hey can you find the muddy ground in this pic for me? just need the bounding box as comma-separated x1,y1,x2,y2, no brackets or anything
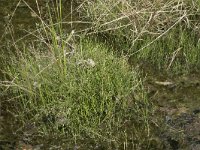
145,70,200,150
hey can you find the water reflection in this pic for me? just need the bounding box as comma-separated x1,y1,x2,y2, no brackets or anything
0,0,77,43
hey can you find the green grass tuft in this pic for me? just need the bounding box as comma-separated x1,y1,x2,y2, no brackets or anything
2,37,150,149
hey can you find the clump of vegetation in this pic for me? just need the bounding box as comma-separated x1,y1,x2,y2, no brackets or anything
131,26,200,73
77,0,200,73
77,0,199,37
1,34,150,148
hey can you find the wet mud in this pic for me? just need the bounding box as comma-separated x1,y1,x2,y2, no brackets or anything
146,72,200,150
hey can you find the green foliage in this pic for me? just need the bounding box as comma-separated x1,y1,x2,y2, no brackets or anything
2,0,200,149
77,0,200,73
131,26,200,73
3,38,150,149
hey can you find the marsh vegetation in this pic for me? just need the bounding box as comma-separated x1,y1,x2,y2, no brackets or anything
0,0,200,149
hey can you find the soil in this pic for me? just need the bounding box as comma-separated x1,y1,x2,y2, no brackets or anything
146,71,200,150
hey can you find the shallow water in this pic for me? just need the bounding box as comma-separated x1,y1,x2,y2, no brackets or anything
145,69,200,149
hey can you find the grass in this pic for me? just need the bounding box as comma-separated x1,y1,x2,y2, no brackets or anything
130,25,200,73
77,0,200,73
77,0,200,36
1,19,150,149
1,0,200,149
